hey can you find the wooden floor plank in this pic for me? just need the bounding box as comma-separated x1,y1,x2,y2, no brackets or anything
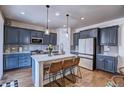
0,67,115,87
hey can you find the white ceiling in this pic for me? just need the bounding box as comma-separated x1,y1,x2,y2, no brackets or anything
1,5,124,29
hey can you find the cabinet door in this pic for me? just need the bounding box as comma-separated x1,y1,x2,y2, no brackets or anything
4,54,18,70
73,33,80,46
96,56,105,70
100,28,109,45
79,31,87,39
43,34,50,45
109,26,118,46
89,28,98,38
19,29,31,44
19,54,31,67
4,26,19,44
49,33,57,45
31,31,43,38
104,57,115,73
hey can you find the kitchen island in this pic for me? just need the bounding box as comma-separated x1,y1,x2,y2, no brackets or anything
31,54,75,87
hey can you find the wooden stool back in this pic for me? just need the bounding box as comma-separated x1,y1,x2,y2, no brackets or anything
73,57,80,66
62,58,74,69
49,61,62,73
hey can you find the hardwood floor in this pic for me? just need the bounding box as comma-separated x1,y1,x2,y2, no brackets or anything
0,67,115,87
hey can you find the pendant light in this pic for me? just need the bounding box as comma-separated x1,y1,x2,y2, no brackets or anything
45,5,50,35
66,14,69,37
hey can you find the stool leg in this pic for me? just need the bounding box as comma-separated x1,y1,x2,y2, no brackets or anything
49,74,52,87
62,69,66,87
77,66,82,79
72,67,76,83
70,67,76,83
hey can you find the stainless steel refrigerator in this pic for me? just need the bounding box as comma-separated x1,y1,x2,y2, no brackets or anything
78,38,96,70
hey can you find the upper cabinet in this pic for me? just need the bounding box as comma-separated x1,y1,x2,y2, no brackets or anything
43,34,50,45
73,28,98,48
49,33,57,45
79,28,98,39
19,29,31,45
100,26,118,46
73,33,80,46
4,26,19,44
31,30,43,38
4,26,57,45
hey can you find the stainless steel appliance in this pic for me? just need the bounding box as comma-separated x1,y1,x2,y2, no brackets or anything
31,38,43,44
78,38,96,70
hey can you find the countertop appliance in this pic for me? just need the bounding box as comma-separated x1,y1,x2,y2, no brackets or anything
31,37,43,44
78,38,96,70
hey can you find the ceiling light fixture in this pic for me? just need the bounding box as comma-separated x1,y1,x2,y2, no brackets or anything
45,5,50,35
63,25,66,28
55,12,60,16
66,14,69,37
81,17,84,20
20,12,25,15
48,19,51,22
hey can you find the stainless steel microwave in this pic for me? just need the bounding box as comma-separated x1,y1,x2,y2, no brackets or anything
31,38,43,44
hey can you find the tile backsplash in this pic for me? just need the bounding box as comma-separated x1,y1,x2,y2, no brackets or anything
101,46,118,55
4,45,59,53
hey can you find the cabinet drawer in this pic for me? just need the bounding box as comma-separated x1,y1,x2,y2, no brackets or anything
4,57,18,70
5,54,18,58
19,60,31,67
19,57,31,67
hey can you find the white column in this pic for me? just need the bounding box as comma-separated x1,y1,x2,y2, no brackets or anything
118,24,124,72
57,28,71,54
0,10,4,80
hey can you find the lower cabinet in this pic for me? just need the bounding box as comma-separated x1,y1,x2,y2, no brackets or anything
19,54,31,67
4,53,31,70
96,55,117,73
4,54,18,70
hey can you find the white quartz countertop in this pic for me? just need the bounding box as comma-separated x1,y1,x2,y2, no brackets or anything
97,53,118,57
3,51,31,55
31,54,75,62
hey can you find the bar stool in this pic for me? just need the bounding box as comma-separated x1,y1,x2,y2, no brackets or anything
62,58,76,86
44,61,63,87
72,57,82,80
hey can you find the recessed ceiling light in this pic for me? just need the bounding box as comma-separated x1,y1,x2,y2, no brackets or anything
81,17,84,20
48,19,51,22
55,13,60,16
20,12,25,15
63,25,66,27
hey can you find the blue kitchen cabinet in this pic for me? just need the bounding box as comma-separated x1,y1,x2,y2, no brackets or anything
49,33,57,45
104,58,114,73
4,54,19,70
100,26,118,46
43,34,50,45
96,55,105,70
31,30,44,38
4,26,19,44
73,33,80,48
19,54,31,67
96,54,117,73
19,29,31,44
4,53,31,70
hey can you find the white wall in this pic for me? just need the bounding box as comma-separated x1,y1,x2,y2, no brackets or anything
56,28,71,54
76,17,124,72
0,10,4,79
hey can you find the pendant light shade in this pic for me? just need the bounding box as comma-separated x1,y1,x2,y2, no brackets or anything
45,5,50,35
66,14,69,37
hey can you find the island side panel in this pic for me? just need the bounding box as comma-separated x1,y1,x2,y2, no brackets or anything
39,62,44,87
